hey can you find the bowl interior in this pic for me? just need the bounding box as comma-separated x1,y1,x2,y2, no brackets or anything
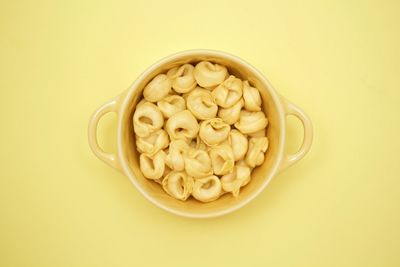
118,51,284,218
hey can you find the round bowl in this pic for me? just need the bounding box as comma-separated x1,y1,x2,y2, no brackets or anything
88,49,313,218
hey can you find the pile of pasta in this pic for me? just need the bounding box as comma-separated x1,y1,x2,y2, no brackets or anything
133,61,269,202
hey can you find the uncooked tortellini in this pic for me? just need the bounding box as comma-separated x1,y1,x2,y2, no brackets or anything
228,129,248,161
186,88,218,120
194,61,228,88
133,102,164,137
162,171,194,201
139,150,166,180
212,75,243,108
167,64,197,93
136,129,169,157
192,175,222,202
157,94,186,118
243,80,262,111
199,118,230,146
184,148,213,178
209,144,235,175
234,110,268,134
143,74,172,102
166,110,199,142
189,136,207,151
134,61,269,202
221,163,251,197
245,137,269,168
249,129,266,138
218,99,244,125
165,140,189,171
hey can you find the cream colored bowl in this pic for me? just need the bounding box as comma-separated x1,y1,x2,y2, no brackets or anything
88,50,313,218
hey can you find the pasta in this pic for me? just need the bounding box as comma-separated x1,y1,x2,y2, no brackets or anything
212,75,243,108
163,163,172,177
245,137,269,168
234,110,268,134
193,61,228,88
165,110,199,142
218,99,244,125
165,140,189,171
199,118,230,146
192,175,222,202
139,150,166,180
189,136,208,151
136,129,169,157
228,129,248,161
209,144,235,175
242,80,262,111
162,171,194,201
248,129,266,138
143,74,172,102
133,61,270,202
167,64,197,93
133,102,164,137
221,163,251,197
184,149,213,178
157,94,186,118
153,163,172,185
136,98,147,108
186,87,218,120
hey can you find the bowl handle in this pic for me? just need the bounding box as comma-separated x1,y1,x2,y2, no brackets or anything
88,96,122,172
279,97,313,172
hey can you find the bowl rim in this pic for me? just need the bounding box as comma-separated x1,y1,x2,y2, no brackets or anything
117,49,286,218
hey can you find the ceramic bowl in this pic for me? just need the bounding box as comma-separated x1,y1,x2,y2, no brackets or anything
88,49,313,218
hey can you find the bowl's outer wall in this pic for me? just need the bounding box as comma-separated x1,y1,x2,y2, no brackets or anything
117,50,286,218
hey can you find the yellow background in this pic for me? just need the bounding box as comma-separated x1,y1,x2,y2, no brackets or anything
1,0,399,266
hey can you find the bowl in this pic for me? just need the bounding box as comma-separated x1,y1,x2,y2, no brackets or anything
88,49,313,218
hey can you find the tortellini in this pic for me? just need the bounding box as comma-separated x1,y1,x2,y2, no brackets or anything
184,149,213,178
143,74,172,102
192,176,222,202
162,171,194,201
139,150,166,180
134,61,270,202
165,140,189,171
234,110,268,134
218,99,244,125
165,110,199,142
212,75,243,108
243,80,262,111
136,129,169,157
157,94,186,118
249,129,266,138
163,163,172,178
209,144,235,175
133,102,164,137
136,98,147,108
186,88,218,120
167,64,197,93
221,163,251,197
228,130,248,161
189,136,207,151
245,137,269,168
199,118,230,146
193,61,228,88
